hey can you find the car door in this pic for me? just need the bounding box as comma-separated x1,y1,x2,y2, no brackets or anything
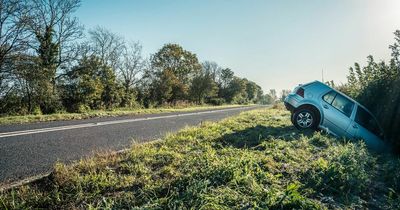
321,91,355,138
350,105,387,151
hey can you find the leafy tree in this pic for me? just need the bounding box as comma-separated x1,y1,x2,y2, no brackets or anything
151,69,177,105
62,56,104,111
150,44,201,103
100,64,122,109
151,44,201,81
62,56,121,111
245,81,261,103
136,60,156,107
389,30,400,68
189,71,218,104
34,26,61,113
219,68,234,88
256,86,264,103
259,94,274,105
224,77,247,103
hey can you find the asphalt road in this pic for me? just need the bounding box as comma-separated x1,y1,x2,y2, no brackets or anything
0,105,263,184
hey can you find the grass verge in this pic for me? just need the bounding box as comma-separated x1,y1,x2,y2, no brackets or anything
0,104,247,125
1,107,399,209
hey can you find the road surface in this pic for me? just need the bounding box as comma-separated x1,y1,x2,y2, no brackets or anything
0,105,263,184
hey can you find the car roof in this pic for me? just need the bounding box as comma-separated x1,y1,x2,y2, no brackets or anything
301,80,384,134
305,80,376,117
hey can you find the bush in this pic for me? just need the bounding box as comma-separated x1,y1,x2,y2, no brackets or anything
341,30,400,152
32,106,42,115
0,91,26,115
208,98,225,106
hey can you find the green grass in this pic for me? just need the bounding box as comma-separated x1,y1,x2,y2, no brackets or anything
0,104,246,125
1,107,399,209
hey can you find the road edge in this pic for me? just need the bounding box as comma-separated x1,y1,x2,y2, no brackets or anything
0,148,131,192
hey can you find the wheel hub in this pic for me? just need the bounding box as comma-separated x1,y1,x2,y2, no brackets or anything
296,111,313,128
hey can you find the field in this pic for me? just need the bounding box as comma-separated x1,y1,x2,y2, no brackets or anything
0,104,245,125
0,107,399,209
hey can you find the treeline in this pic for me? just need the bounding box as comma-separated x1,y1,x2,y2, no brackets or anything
0,0,265,115
334,30,400,152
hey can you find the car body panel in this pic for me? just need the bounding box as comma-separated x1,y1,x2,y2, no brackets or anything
320,90,356,139
321,98,354,138
284,80,388,152
351,105,388,151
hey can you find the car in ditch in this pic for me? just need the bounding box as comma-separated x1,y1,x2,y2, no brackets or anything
284,80,388,151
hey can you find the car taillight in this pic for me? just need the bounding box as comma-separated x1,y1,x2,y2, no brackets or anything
296,87,304,98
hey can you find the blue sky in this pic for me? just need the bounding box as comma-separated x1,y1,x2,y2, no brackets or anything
76,0,400,93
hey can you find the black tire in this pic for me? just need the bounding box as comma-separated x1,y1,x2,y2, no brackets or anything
293,108,318,130
290,113,295,125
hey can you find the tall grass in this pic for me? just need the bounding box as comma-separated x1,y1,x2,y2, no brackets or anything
0,107,399,209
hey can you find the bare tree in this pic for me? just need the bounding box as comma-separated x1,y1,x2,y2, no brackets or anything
88,26,125,70
118,41,144,106
0,0,30,97
119,42,143,87
0,0,29,67
202,61,221,83
12,54,37,112
26,0,83,73
17,0,84,113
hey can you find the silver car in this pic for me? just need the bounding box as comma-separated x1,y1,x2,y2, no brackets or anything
284,81,387,151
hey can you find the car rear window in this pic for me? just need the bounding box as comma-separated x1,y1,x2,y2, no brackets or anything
322,91,336,104
355,106,381,137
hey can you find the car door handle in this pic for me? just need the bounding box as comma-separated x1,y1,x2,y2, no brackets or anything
323,105,329,109
352,124,358,129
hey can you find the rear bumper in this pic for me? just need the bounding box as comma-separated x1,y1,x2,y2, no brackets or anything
284,94,301,112
284,102,295,112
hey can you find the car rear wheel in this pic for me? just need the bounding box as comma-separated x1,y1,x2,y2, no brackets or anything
293,108,317,130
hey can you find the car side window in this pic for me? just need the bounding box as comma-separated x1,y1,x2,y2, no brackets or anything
355,106,381,137
322,91,336,104
331,94,354,117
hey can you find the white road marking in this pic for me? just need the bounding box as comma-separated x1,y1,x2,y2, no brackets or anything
0,106,256,138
